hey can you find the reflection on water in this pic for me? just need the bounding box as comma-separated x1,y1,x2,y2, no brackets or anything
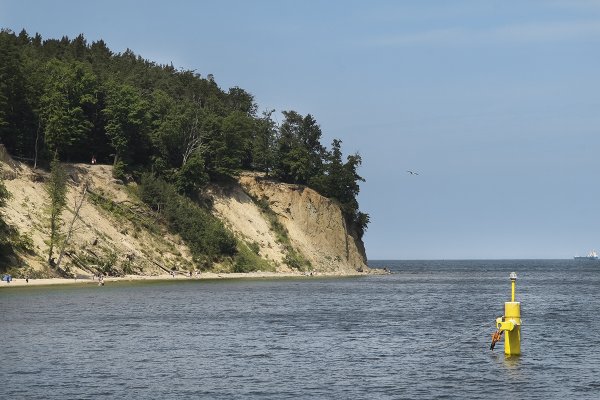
1,260,599,399
502,355,522,376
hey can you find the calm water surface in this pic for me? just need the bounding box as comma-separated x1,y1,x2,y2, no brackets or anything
1,260,599,399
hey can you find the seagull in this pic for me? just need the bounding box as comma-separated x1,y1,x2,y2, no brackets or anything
407,170,419,175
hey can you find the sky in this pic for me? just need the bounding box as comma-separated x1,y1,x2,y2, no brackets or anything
2,0,600,259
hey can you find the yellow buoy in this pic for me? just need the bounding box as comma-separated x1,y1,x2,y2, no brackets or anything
494,272,521,355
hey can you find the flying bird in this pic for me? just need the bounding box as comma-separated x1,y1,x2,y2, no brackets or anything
407,170,419,175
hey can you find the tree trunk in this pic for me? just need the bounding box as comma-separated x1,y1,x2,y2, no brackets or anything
55,183,88,270
48,240,54,266
34,119,40,169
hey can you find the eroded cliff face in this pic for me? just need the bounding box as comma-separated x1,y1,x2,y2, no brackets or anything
2,148,368,275
211,173,368,273
1,155,193,276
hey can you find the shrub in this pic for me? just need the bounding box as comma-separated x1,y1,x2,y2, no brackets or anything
249,241,260,255
233,241,274,273
112,160,127,180
139,174,237,265
176,154,209,196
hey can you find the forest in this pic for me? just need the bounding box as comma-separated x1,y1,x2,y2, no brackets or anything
0,28,369,268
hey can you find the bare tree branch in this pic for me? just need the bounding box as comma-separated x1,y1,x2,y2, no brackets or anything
56,180,89,270
181,97,204,166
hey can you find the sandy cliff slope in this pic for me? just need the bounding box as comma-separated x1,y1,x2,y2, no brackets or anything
1,149,368,276
211,173,368,273
1,155,192,276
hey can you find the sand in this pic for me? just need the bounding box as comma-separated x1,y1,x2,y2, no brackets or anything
0,270,381,289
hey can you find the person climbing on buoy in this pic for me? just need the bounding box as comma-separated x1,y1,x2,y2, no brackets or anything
490,329,503,350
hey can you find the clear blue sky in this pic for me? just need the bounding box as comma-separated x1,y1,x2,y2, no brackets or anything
2,1,600,259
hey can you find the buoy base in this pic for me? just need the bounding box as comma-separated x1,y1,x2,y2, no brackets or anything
503,301,521,355
504,326,521,355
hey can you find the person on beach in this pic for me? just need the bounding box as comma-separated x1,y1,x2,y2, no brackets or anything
25,276,29,283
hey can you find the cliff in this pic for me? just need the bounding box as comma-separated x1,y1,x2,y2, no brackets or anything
210,173,368,273
0,152,368,277
1,155,193,276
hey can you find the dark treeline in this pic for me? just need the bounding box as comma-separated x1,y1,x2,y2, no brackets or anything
0,29,369,237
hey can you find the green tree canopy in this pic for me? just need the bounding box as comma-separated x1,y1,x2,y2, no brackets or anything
103,81,149,170
0,29,369,238
274,111,325,185
39,59,97,157
252,110,277,175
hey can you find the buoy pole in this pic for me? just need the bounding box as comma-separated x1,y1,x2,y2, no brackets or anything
494,272,521,355
511,275,516,302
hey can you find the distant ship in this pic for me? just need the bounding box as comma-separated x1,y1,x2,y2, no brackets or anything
574,250,599,260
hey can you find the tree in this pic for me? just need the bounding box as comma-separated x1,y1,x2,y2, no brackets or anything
200,111,254,179
227,87,257,116
39,59,97,157
103,82,149,173
45,157,67,265
88,39,113,80
176,152,209,196
0,30,18,135
70,34,87,60
221,110,255,170
310,139,369,238
274,111,325,184
150,93,205,171
0,29,33,157
180,101,204,167
252,110,277,175
55,180,89,270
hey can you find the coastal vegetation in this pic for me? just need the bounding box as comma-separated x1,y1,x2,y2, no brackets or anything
0,164,36,269
0,164,13,266
45,157,67,265
138,173,236,267
0,28,369,274
0,166,8,208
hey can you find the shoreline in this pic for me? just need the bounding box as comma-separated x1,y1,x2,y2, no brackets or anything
0,269,385,289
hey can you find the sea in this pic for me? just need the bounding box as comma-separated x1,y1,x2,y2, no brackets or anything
1,259,599,399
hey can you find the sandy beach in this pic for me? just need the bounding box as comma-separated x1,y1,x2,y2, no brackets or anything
0,270,380,288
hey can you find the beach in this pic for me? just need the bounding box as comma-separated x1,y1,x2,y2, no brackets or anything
0,270,379,288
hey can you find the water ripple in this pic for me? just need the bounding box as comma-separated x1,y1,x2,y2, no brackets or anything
1,259,598,399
